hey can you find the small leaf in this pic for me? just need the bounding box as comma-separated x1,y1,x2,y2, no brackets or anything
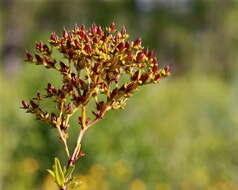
47,169,55,178
54,157,65,187
65,165,75,181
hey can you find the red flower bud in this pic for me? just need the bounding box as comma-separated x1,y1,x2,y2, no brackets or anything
66,103,73,114
136,52,144,61
154,73,161,80
152,64,158,73
164,65,170,73
152,57,157,65
90,24,98,35
109,22,115,33
97,26,104,36
50,32,59,42
74,24,80,32
36,92,42,100
134,37,142,46
25,50,33,62
81,24,86,31
45,57,56,67
63,28,69,38
148,51,154,59
74,39,81,48
79,150,85,158
60,62,69,72
51,113,57,123
114,35,120,42
101,34,107,41
132,70,140,81
84,34,90,42
127,52,133,61
84,44,92,54
36,42,44,50
144,48,149,56
93,36,99,44
78,116,82,124
30,100,38,109
68,32,73,40
121,25,127,35
140,73,149,83
35,54,43,63
78,30,85,38
117,42,124,51
125,41,130,49
22,100,29,109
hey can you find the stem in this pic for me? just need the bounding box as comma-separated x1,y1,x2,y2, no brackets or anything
67,105,110,167
56,126,70,158
68,105,87,167
56,102,70,157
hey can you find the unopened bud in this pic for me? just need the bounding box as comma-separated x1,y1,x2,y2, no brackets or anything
133,38,142,46
25,50,33,62
136,52,144,61
22,100,29,109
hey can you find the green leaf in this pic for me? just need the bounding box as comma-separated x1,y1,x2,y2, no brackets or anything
54,157,65,187
47,169,55,178
65,165,75,181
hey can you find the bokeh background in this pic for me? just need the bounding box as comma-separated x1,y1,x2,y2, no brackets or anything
1,0,238,189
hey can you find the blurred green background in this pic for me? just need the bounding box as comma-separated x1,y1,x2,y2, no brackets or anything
1,0,238,189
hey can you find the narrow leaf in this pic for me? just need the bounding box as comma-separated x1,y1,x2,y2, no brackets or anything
47,169,55,178
54,157,65,187
65,165,75,181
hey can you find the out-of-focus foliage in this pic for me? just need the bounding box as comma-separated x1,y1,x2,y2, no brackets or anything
1,0,238,189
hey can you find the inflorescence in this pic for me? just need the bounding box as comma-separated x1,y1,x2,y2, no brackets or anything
21,22,170,189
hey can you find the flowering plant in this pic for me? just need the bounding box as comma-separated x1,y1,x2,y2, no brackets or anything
21,23,170,190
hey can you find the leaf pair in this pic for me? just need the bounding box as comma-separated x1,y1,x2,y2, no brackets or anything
47,157,75,188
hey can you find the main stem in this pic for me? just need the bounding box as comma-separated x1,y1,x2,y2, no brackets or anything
61,105,110,190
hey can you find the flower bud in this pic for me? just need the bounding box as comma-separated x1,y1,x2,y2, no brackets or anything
101,34,107,41
36,42,44,51
93,36,99,44
140,73,149,83
164,65,170,73
63,28,69,39
125,41,130,49
81,24,86,31
84,44,92,54
144,48,149,56
45,57,56,68
133,38,142,47
97,26,103,36
121,25,127,36
78,30,85,38
84,34,90,43
109,22,115,33
117,42,124,51
74,39,81,48
74,24,80,32
30,100,38,109
66,103,73,114
136,52,144,61
152,63,158,73
25,50,33,62
50,32,59,42
35,54,43,64
90,24,98,35
154,73,161,80
114,35,120,42
22,100,29,109
147,51,154,59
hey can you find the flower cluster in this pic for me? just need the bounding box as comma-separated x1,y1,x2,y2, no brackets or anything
23,23,169,130
21,23,170,189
